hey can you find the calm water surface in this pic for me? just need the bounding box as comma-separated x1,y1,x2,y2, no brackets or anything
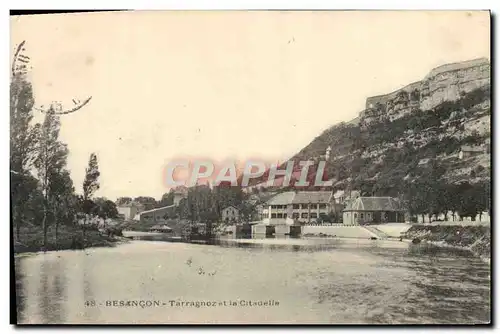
15,237,490,324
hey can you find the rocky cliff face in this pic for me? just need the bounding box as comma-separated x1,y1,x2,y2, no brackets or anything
285,58,491,197
360,58,490,128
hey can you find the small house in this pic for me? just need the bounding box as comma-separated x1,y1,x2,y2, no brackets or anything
221,206,240,224
343,197,405,225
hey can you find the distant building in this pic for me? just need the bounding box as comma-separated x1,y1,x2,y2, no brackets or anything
343,197,405,225
117,201,145,221
459,145,489,159
221,206,240,224
137,205,176,223
333,190,360,205
173,187,188,206
320,146,332,161
263,191,337,226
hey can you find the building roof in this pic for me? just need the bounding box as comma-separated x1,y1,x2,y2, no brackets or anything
344,197,402,212
292,191,332,204
267,191,296,205
267,191,332,205
223,205,239,211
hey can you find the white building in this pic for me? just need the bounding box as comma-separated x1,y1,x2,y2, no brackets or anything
117,201,145,221
262,191,337,226
172,186,188,206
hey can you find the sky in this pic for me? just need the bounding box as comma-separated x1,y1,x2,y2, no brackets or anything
10,11,490,200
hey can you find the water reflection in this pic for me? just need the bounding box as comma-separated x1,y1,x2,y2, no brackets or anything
15,238,490,324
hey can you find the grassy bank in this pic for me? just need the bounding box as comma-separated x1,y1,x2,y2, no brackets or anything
13,224,125,254
404,224,491,260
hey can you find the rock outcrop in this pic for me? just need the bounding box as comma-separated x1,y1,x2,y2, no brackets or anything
360,58,490,128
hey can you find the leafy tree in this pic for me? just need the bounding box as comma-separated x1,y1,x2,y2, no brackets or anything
116,197,133,206
49,169,74,246
82,153,100,243
94,197,119,220
34,109,69,250
133,196,157,210
10,74,40,240
157,190,175,208
83,153,100,201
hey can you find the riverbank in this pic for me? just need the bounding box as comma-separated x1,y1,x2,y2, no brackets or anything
404,224,491,262
13,224,127,254
221,236,410,247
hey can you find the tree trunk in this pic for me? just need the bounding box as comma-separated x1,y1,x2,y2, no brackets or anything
14,209,21,242
42,204,48,252
54,205,59,250
82,215,86,249
16,221,20,242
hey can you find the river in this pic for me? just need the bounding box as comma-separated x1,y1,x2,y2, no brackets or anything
14,237,491,324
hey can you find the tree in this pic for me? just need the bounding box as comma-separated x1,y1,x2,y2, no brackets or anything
239,201,256,223
82,153,100,243
10,74,40,240
94,197,119,220
157,190,175,208
83,153,100,201
116,197,133,206
133,196,157,210
34,109,69,250
48,170,74,247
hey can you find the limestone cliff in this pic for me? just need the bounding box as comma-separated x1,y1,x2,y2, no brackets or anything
360,58,490,128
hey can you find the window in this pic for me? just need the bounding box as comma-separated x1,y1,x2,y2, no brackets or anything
354,213,358,218
310,213,317,219
271,213,277,218
284,213,287,219
293,204,300,209
301,213,308,218
271,205,277,209
277,213,283,218
360,213,364,219
293,213,299,219
319,204,327,209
